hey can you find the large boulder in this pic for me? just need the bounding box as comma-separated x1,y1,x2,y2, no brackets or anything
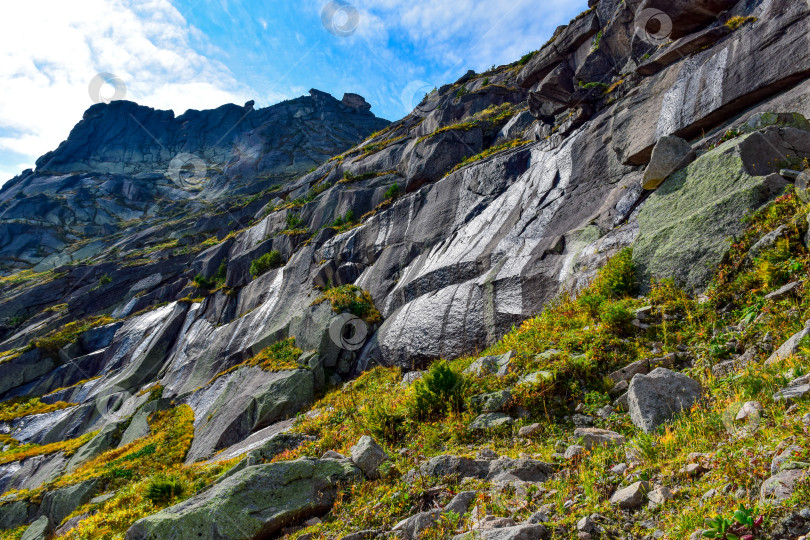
184,366,315,463
36,479,99,530
125,458,363,540
350,436,390,480
633,128,800,291
627,368,702,432
612,8,810,166
761,469,809,504
609,481,649,509
21,516,50,540
0,500,37,531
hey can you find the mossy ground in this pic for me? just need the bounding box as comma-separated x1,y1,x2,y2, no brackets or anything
0,397,76,422
312,284,382,324
0,403,237,540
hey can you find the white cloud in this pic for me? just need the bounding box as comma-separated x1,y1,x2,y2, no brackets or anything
331,0,576,73
0,0,251,182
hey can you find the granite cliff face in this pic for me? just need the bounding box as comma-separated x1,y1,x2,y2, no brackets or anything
1,0,810,538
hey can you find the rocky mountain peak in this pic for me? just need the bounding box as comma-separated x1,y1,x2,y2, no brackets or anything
341,92,372,111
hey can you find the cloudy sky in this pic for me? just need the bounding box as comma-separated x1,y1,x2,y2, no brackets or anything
0,0,589,185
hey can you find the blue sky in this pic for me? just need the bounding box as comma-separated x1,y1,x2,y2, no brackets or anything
0,0,589,185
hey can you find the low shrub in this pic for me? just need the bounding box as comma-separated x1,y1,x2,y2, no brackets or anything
250,250,284,278
598,300,633,333
384,183,400,200
0,397,76,422
285,213,303,230
144,475,186,504
725,15,756,31
410,361,466,419
365,401,408,443
518,51,536,65
332,210,356,228
591,248,636,298
342,171,380,183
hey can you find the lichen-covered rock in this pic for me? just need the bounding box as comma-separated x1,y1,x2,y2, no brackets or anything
393,510,443,540
471,390,513,413
125,458,363,540
21,515,50,540
772,445,804,475
37,479,99,528
573,428,626,449
444,491,478,514
633,129,802,291
0,500,37,531
767,320,810,365
184,366,315,463
464,352,514,377
469,413,514,431
761,469,809,504
627,368,702,433
774,384,810,403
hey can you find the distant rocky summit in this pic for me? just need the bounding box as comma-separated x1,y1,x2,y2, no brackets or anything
0,90,388,271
